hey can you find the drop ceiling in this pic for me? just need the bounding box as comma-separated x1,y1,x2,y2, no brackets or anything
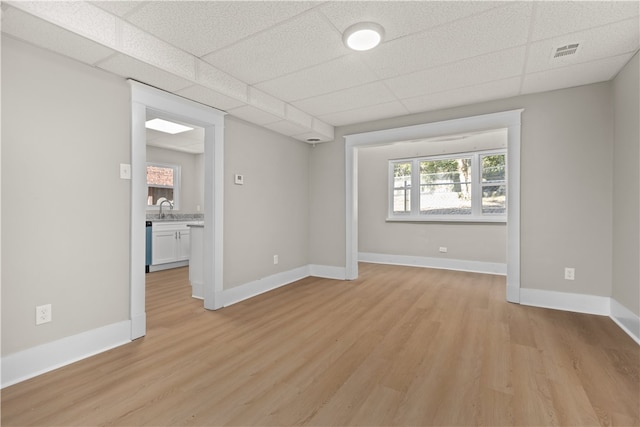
2,1,638,144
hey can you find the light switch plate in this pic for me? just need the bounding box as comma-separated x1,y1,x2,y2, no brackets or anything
234,174,244,185
120,163,131,180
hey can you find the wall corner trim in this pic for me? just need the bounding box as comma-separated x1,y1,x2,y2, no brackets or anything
1,320,131,389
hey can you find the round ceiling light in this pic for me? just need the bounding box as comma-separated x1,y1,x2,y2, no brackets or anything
343,22,385,51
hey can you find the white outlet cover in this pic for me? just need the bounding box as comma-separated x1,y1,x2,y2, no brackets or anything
36,304,52,325
234,174,244,185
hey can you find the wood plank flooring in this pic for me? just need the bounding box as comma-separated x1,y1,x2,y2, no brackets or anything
2,263,638,426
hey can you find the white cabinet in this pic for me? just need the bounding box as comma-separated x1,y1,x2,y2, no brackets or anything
151,222,191,265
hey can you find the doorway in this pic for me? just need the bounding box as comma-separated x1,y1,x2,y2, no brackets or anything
130,81,225,340
344,109,523,303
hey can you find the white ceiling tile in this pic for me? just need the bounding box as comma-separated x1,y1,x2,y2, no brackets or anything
125,1,318,57
361,2,533,79
174,84,246,111
526,18,639,74
202,10,347,84
532,1,640,42
196,60,248,102
120,22,195,80
521,54,634,94
2,6,115,65
292,82,397,117
90,1,145,18
98,53,193,92
401,77,521,114
319,101,410,127
226,105,283,126
319,1,504,42
386,46,526,99
255,55,379,102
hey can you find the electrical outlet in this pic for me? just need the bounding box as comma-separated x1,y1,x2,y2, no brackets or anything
439,247,448,253
273,255,279,265
564,267,575,281
36,304,52,325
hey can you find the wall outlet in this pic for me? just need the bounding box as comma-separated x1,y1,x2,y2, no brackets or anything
439,247,448,253
36,304,52,325
234,174,244,185
273,255,279,265
564,267,575,281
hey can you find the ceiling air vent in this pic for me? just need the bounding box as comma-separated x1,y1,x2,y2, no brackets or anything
552,43,580,59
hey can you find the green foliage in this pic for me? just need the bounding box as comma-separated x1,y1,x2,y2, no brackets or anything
393,162,411,178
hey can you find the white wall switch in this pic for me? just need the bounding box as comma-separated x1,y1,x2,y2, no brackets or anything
564,267,575,280
439,247,448,253
120,163,131,180
234,174,244,185
273,255,278,265
36,304,52,325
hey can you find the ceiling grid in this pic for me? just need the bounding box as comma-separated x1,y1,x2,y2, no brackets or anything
2,1,638,145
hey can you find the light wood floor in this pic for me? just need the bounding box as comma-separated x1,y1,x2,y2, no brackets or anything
2,263,638,426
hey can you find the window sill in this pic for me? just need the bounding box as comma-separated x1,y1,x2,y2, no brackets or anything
386,216,506,224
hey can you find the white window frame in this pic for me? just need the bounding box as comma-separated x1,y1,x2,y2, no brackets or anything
146,161,181,211
387,149,506,222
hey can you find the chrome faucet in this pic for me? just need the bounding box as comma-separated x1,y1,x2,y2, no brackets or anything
159,200,173,219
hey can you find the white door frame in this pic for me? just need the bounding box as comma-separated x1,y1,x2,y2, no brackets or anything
345,109,523,303
130,81,226,339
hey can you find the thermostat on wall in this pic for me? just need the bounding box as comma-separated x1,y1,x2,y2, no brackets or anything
234,174,244,185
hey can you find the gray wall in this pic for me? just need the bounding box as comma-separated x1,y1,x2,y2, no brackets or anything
224,117,310,289
2,37,131,354
1,37,311,356
358,132,507,263
612,52,640,317
311,82,615,298
146,146,204,213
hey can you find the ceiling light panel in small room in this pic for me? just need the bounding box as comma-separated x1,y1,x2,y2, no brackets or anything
145,118,193,134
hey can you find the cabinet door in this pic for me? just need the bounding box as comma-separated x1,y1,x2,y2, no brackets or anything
152,231,177,265
177,229,190,261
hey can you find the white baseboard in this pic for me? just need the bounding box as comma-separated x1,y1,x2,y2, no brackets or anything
610,298,640,345
359,252,507,275
309,264,347,280
520,288,610,315
222,264,348,307
1,320,131,389
222,266,310,307
148,260,188,272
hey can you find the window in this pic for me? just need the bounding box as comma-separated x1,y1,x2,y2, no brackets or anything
389,150,506,222
146,162,180,210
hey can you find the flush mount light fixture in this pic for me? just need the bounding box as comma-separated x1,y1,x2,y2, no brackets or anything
145,118,194,134
343,22,385,51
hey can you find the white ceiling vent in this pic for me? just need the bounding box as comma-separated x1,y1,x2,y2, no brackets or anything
552,43,580,59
